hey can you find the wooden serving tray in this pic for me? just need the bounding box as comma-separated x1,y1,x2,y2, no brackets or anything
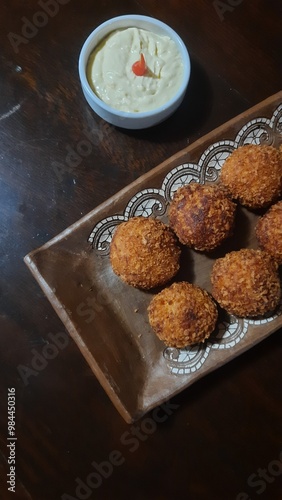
25,91,282,423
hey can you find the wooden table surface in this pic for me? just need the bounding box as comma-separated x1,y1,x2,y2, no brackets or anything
0,1,281,499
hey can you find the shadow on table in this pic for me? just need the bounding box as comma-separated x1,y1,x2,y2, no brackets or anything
117,57,213,142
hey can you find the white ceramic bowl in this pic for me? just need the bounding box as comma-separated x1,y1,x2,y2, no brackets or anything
78,15,191,129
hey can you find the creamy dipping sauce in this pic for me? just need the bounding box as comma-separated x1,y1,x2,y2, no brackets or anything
87,27,184,113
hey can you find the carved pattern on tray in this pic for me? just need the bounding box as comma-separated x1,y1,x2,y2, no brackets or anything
89,103,282,252
163,300,282,375
88,103,282,377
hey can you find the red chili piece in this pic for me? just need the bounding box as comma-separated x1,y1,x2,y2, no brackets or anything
132,53,146,76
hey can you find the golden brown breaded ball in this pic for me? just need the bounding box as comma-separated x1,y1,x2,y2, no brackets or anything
110,216,181,289
255,201,282,265
211,249,281,317
168,183,236,251
220,145,282,209
147,282,218,347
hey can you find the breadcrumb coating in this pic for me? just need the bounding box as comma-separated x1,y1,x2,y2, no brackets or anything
147,281,218,347
256,200,282,264
211,249,281,317
169,183,236,251
110,216,181,289
220,145,282,209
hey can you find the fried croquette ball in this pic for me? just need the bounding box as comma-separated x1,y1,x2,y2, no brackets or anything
110,216,181,289
169,183,236,251
211,249,281,317
220,145,282,209
255,201,282,264
147,282,218,347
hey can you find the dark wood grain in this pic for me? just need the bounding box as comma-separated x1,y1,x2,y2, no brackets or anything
0,1,281,499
